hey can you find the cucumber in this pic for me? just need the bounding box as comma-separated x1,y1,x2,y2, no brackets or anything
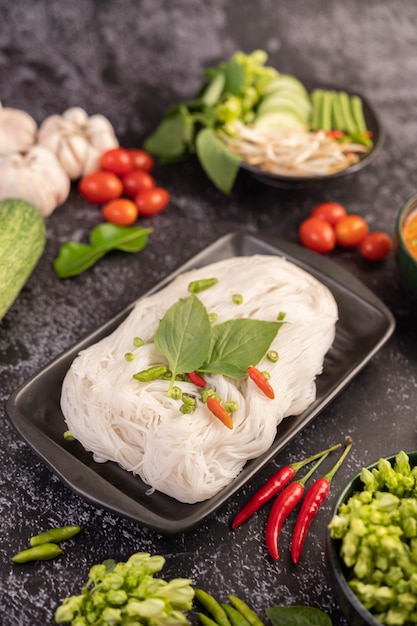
0,199,46,320
254,108,306,130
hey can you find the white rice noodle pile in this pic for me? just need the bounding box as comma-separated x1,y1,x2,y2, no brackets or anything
60,255,338,503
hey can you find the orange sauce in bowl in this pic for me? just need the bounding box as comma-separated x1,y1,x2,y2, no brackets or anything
403,209,417,260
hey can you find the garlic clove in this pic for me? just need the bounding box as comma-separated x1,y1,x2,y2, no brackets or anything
0,102,38,156
62,107,89,126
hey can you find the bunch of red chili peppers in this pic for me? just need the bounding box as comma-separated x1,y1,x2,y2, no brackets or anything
231,436,353,563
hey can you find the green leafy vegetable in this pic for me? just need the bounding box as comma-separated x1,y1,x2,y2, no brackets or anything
143,50,278,194
152,294,283,392
266,605,332,626
154,295,212,395
200,318,281,378
53,224,153,278
55,552,194,625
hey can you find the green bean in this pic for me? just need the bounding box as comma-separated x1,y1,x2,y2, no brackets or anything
30,524,81,547
228,596,264,626
221,603,251,626
194,589,232,626
133,365,167,382
12,543,62,563
188,278,218,293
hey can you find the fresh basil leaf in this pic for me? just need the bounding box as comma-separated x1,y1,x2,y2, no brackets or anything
200,71,226,107
154,295,212,394
144,104,194,161
195,127,241,194
266,606,332,626
89,223,153,252
200,318,280,378
53,242,106,278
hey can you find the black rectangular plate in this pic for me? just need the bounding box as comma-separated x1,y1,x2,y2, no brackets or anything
5,232,395,534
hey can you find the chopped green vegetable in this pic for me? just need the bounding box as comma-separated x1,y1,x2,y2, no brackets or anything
55,552,194,625
328,451,417,625
53,224,153,278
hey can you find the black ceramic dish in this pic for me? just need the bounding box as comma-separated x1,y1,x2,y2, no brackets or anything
6,232,395,534
240,85,383,189
326,451,417,626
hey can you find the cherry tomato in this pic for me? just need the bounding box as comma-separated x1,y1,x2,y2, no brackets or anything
101,198,138,226
360,231,392,261
128,149,154,172
298,217,336,254
78,171,123,204
122,170,155,197
134,187,170,216
310,202,347,226
335,214,369,248
100,148,133,176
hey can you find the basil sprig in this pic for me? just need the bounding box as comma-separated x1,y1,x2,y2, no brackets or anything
53,223,153,278
154,294,284,395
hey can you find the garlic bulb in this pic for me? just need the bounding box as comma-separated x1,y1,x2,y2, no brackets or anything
37,106,119,180
0,102,37,156
0,146,71,217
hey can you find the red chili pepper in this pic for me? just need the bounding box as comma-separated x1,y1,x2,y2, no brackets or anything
247,365,275,399
265,452,331,560
206,396,233,429
231,442,341,530
291,436,353,564
186,371,206,387
325,130,345,139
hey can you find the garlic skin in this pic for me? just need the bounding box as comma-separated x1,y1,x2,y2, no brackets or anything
0,146,71,217
0,102,38,156
37,106,119,180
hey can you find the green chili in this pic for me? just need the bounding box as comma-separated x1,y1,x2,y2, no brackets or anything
208,312,218,323
30,524,81,547
133,337,144,347
133,365,168,382
198,613,221,626
124,352,136,362
188,278,218,293
224,400,238,413
63,430,75,441
262,371,271,380
195,589,232,626
266,350,278,363
12,543,63,563
277,311,286,321
232,294,243,305
182,394,196,406
222,604,251,626
228,596,264,626
180,403,195,414
201,389,222,404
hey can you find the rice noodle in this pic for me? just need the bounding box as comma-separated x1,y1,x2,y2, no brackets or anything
221,123,370,177
61,255,338,503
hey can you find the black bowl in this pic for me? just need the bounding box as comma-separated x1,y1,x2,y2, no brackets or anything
241,85,383,189
326,451,417,626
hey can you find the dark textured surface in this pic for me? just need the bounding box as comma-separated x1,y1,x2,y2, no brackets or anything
1,1,417,624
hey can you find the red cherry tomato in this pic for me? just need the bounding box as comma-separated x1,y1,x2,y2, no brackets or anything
128,149,154,172
298,217,336,254
78,171,123,204
310,202,347,226
335,214,369,248
134,187,170,216
101,198,138,226
100,148,133,176
360,231,392,261
122,170,155,197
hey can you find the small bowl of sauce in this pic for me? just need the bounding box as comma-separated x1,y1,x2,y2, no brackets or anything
395,193,417,295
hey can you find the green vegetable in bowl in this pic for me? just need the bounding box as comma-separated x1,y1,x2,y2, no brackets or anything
328,451,417,625
55,552,194,625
